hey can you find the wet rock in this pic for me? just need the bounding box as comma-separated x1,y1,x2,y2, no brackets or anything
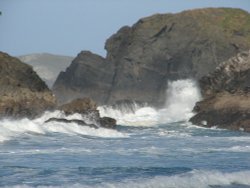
55,97,117,129
99,117,117,129
58,98,97,115
45,117,99,129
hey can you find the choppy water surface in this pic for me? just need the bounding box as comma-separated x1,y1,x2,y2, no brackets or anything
0,80,250,188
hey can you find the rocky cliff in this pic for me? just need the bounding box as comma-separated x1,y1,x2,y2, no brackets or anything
190,50,250,132
53,51,115,104
0,52,56,119
53,8,250,106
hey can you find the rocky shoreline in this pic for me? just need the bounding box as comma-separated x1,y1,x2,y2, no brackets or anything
1,8,250,132
190,50,250,132
0,52,116,129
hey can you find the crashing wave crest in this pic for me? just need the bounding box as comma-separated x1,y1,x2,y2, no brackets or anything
99,79,201,126
0,110,127,143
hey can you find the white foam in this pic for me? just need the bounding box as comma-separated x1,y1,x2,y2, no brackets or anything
5,170,250,188
0,111,127,143
99,79,201,127
95,170,250,188
212,145,250,152
98,106,158,126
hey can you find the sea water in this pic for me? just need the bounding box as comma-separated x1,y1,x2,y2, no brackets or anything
0,80,250,188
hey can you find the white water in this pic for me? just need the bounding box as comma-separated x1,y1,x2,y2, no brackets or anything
0,111,127,143
0,79,200,142
4,170,250,188
98,79,201,126
1,79,250,188
92,170,250,188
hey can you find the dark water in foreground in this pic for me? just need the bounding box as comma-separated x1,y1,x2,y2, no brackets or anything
0,120,250,188
1,80,250,188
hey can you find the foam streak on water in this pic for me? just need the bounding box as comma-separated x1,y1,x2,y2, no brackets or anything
3,170,250,188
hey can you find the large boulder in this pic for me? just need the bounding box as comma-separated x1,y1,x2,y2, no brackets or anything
0,52,56,119
53,8,250,107
59,97,97,115
190,50,250,132
57,98,117,129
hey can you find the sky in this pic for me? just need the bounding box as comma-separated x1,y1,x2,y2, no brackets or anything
0,0,250,57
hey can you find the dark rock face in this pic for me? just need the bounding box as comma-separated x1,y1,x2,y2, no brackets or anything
100,117,117,129
53,8,250,107
0,52,56,119
53,51,114,105
190,50,250,132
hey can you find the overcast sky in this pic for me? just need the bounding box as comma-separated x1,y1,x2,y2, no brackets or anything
0,0,249,57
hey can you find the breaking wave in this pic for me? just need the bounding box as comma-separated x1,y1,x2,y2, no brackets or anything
4,170,250,188
0,79,201,142
0,111,127,143
99,79,201,126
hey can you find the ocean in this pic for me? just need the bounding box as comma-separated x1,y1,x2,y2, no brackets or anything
0,80,250,188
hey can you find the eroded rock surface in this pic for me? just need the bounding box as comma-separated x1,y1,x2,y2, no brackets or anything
190,50,250,132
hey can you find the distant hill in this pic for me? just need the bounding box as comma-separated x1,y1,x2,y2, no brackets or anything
18,53,74,88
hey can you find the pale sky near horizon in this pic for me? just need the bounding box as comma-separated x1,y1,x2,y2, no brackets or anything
0,0,250,57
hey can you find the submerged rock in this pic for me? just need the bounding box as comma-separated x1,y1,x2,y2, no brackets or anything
190,50,250,132
54,98,117,129
45,118,99,129
99,117,117,129
0,51,56,119
53,8,250,107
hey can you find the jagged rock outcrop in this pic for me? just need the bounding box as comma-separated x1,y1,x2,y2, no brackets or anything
0,52,56,119
53,8,250,106
53,51,114,104
190,50,250,132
